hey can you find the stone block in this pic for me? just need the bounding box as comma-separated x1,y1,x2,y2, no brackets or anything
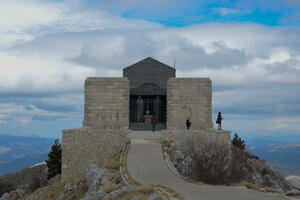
167,78,213,130
83,77,129,130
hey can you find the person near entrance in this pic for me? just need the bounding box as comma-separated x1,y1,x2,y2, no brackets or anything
216,112,224,130
186,117,191,130
151,117,157,132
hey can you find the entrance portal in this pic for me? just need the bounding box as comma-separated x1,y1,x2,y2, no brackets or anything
123,57,176,130
129,95,166,130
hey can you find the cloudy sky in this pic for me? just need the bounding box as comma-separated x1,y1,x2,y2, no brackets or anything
0,0,299,140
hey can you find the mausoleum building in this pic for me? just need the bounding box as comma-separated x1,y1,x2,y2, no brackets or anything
62,57,229,178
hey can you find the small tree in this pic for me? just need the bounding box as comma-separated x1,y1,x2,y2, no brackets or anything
46,139,62,179
232,133,245,150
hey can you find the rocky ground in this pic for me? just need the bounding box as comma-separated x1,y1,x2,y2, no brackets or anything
0,163,48,198
286,176,300,189
0,163,175,200
164,138,300,196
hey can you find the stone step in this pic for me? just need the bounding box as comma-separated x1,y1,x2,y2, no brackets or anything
129,122,166,131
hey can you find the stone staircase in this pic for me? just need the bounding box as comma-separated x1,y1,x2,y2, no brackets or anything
129,122,166,131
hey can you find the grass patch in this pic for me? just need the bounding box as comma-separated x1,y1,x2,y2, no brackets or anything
103,184,124,194
161,140,171,149
155,184,185,200
264,187,277,193
102,151,122,170
104,185,155,200
232,181,263,192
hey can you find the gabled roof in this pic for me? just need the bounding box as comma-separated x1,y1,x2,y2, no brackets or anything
123,57,174,70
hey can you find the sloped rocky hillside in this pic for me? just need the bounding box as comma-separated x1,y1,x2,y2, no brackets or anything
0,163,180,200
0,163,48,197
164,137,297,195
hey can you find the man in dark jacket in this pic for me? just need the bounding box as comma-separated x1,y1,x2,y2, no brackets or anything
151,117,157,132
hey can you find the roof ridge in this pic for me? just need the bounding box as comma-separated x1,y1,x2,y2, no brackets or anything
124,57,174,70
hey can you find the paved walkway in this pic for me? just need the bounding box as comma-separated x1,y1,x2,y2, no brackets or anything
127,131,293,200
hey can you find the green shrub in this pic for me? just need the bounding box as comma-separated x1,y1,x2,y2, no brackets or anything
46,139,62,179
232,133,245,150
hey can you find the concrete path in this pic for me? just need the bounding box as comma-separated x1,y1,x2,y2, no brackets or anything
127,131,293,200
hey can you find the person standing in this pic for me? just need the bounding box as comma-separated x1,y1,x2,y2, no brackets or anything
151,117,157,132
186,117,191,130
216,112,224,130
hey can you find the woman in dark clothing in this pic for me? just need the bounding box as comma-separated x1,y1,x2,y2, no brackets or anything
216,112,223,130
186,117,191,130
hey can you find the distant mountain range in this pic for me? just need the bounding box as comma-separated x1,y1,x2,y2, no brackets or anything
247,139,300,176
0,134,54,175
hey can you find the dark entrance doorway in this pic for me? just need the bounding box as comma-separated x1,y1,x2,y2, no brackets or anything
129,95,166,130
123,57,176,130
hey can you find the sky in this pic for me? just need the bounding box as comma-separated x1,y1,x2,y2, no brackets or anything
0,0,299,140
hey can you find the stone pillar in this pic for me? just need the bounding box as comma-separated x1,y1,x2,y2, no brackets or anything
136,96,144,122
154,96,161,121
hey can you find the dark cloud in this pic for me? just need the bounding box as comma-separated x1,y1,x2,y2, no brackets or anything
71,32,251,70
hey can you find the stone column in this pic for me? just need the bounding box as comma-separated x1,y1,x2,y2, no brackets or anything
137,96,144,122
154,96,161,121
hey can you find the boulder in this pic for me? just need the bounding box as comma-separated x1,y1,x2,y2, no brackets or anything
80,191,106,200
86,164,108,192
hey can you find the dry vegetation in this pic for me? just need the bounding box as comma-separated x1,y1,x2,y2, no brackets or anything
24,174,88,200
104,185,154,200
101,150,122,170
181,137,253,185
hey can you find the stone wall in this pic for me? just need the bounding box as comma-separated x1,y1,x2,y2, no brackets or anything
83,77,129,129
167,78,213,130
62,127,130,178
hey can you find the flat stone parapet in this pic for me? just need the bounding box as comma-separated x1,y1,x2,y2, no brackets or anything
161,129,231,148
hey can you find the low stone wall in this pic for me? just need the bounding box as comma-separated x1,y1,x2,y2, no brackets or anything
62,128,130,179
161,129,231,149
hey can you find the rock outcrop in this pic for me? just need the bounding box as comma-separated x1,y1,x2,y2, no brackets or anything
0,163,48,197
1,163,172,200
286,176,300,189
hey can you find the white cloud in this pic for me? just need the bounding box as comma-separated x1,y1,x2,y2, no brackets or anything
265,117,300,133
13,133,37,137
0,103,80,125
0,0,61,32
214,7,240,16
0,53,96,93
0,0,62,48
0,120,8,124
268,143,300,152
0,146,10,154
15,117,32,124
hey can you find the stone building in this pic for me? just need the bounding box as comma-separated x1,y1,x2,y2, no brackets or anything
62,57,230,178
